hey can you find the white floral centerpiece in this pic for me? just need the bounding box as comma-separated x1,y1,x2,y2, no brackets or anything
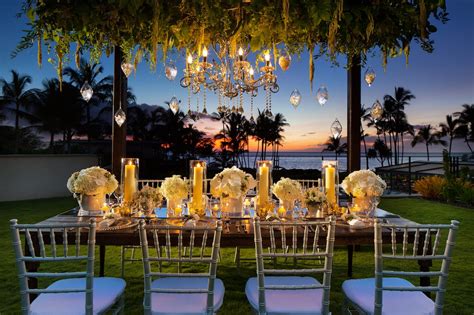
303,187,327,217
271,178,303,212
341,170,387,215
131,185,163,216
67,166,118,216
210,166,256,216
160,175,188,216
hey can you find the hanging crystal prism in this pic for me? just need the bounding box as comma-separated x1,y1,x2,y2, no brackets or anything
114,107,126,127
289,89,301,109
330,118,343,138
316,85,329,106
80,81,93,102
121,62,134,78
278,53,291,71
165,62,178,81
169,96,180,114
202,89,208,114
371,100,383,121
364,67,376,87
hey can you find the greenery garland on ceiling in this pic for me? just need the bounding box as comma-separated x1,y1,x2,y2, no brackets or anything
15,0,448,88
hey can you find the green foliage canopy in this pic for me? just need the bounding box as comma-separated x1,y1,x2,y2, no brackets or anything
16,0,448,84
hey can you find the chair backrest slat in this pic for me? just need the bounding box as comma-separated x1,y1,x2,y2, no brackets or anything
139,220,222,315
373,219,459,315
10,219,96,315
75,227,81,256
253,217,336,315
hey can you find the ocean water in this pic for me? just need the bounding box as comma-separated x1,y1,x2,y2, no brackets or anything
239,152,465,171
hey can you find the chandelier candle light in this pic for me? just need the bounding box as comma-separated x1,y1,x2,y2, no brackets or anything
322,160,339,210
256,160,273,213
190,160,207,215
121,158,139,205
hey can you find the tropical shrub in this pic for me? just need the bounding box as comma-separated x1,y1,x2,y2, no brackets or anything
458,184,474,206
413,176,446,200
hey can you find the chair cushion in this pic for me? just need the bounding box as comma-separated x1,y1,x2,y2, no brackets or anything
150,277,225,315
245,276,324,315
30,277,126,315
342,277,435,315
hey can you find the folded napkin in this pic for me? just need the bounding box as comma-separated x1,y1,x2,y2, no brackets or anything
348,219,366,229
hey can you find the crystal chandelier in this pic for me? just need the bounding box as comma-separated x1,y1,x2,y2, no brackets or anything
179,46,279,116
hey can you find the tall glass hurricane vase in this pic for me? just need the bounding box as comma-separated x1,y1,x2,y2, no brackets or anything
189,160,207,216
256,160,273,217
322,160,339,212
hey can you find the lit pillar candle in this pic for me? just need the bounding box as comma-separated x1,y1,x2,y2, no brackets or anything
123,163,137,203
259,163,269,205
193,163,204,208
325,164,336,206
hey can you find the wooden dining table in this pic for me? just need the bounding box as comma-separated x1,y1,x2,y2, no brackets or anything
24,208,432,300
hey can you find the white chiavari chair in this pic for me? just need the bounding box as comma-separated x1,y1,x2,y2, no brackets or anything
138,219,224,315
10,218,126,315
342,219,460,315
246,217,336,315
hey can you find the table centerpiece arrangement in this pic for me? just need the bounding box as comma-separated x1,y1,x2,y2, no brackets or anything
160,175,189,217
130,185,163,217
341,170,387,217
271,177,304,218
303,187,327,217
210,166,256,217
67,166,118,216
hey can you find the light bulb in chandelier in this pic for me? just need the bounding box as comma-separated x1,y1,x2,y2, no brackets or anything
371,100,383,121
364,67,376,87
316,85,329,106
289,89,301,109
80,81,93,102
330,118,343,139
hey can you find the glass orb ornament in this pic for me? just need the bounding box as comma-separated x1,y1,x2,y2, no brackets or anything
371,100,383,121
114,108,126,127
278,53,291,71
330,118,343,138
316,85,329,106
165,62,178,81
80,81,93,102
169,96,180,114
289,89,301,109
121,62,134,78
364,67,376,87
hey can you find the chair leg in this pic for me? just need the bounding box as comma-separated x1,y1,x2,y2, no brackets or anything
120,246,125,278
118,294,125,315
234,247,240,269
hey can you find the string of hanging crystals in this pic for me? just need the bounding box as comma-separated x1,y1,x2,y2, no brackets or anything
187,84,192,116
202,88,208,114
238,89,244,114
249,94,255,123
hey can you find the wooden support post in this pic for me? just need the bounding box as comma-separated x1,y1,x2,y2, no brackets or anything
111,46,128,179
347,54,361,173
408,157,412,195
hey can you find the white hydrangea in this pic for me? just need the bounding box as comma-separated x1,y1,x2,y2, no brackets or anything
66,166,118,195
210,166,256,199
160,175,189,200
341,170,387,198
271,177,303,201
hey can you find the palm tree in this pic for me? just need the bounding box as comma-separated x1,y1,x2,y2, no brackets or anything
63,58,112,140
268,113,289,167
439,115,464,155
0,70,37,153
360,104,371,168
322,136,347,160
454,104,474,152
383,87,415,164
411,125,447,161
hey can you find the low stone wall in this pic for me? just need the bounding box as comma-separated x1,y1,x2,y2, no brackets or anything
0,154,99,202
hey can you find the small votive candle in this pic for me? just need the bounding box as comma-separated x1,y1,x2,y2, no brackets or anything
278,205,286,217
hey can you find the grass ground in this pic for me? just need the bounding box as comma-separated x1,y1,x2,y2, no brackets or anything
0,197,472,314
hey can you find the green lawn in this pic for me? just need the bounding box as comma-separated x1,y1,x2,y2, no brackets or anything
1,197,473,314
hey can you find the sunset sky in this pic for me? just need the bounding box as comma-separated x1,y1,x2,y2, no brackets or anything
1,0,473,152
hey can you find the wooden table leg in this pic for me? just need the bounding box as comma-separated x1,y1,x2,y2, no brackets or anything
99,245,106,277
347,245,354,278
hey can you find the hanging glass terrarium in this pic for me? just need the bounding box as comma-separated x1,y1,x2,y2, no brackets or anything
289,89,301,109
114,101,126,127
121,62,134,78
330,118,343,138
165,62,178,81
371,100,383,121
364,67,376,87
169,96,180,114
80,81,93,102
316,85,329,106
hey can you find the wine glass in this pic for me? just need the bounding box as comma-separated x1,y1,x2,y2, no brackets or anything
113,185,124,205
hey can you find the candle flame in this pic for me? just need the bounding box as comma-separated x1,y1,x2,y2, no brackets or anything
196,162,201,167
202,47,208,57
264,53,271,62
187,54,193,64
249,66,254,76
238,47,244,56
